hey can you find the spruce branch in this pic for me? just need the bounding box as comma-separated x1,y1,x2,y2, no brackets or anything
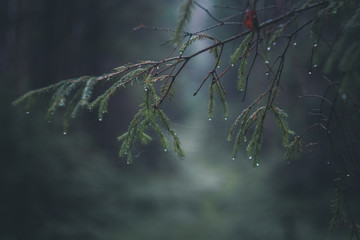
174,0,194,43
10,1,360,238
13,0,350,164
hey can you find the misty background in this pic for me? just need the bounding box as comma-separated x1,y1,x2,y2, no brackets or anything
1,0,359,239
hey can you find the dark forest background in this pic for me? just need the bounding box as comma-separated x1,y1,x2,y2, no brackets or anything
1,0,359,239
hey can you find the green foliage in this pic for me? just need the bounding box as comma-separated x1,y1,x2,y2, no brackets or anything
88,67,148,120
263,28,283,61
329,177,348,240
237,57,248,91
12,80,69,109
246,111,265,167
228,103,295,166
208,77,228,120
230,33,253,91
179,34,209,54
214,80,228,118
208,80,215,119
8,1,360,239
324,2,360,101
270,105,294,147
174,0,194,44
63,87,84,132
284,136,303,161
118,82,184,164
209,45,222,65
12,64,154,135
11,1,359,175
227,101,267,165
12,60,186,162
230,34,253,64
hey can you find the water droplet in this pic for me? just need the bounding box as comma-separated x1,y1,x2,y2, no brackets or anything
156,66,160,70
25,111,30,115
313,43,318,47
217,65,220,69
293,42,297,46
164,148,168,152
265,60,269,64
327,161,330,165
313,64,317,68
341,93,347,100
273,42,277,46
126,161,130,165
256,163,260,167
144,87,148,92
208,118,212,121
346,174,350,177
224,117,228,121
308,71,312,75
232,157,235,160
106,77,110,81
179,51,183,55
244,138,247,143
267,47,271,51
249,156,252,160
47,120,51,124
98,118,103,122
231,64,234,67
63,131,67,135
240,88,243,92
265,72,269,76
58,98,65,107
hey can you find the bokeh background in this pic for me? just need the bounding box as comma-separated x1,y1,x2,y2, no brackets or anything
1,0,359,239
